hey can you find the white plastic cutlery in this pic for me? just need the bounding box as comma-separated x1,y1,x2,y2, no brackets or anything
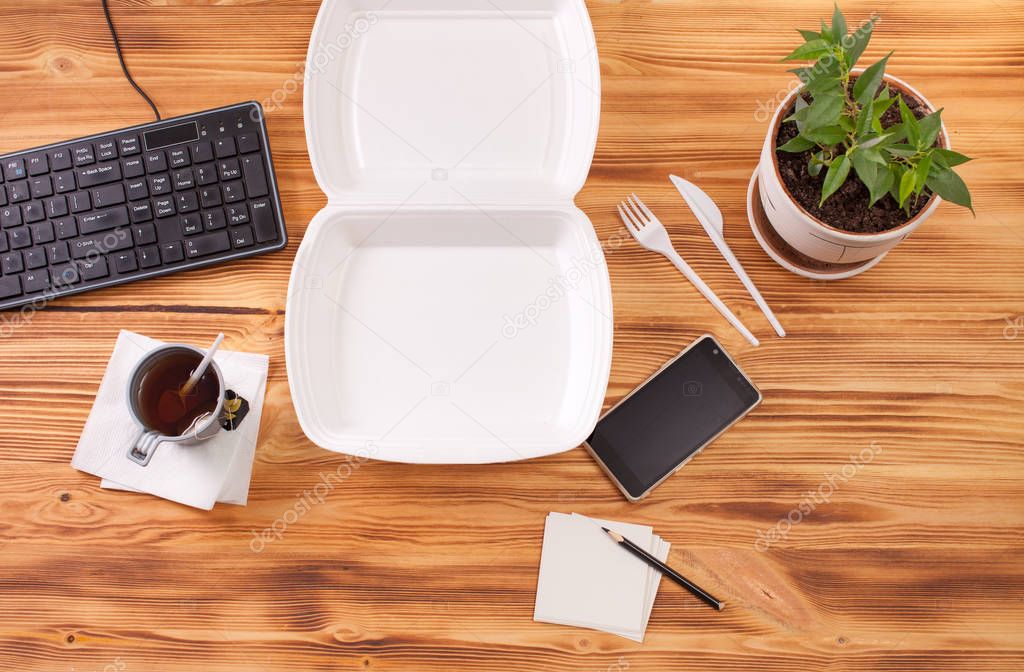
669,174,786,338
618,194,759,347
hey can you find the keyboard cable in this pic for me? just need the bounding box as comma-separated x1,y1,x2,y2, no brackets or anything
101,0,161,121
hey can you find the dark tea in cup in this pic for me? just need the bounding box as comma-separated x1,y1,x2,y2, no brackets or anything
137,349,221,436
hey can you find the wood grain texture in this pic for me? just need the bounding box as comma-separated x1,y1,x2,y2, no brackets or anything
0,1,1022,670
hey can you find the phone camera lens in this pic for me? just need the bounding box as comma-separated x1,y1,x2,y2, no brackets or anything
713,349,719,355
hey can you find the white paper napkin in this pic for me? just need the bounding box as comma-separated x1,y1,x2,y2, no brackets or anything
533,512,669,642
71,330,269,510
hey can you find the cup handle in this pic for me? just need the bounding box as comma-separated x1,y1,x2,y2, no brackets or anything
127,429,162,467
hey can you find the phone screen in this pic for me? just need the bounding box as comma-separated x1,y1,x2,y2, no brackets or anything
586,336,760,499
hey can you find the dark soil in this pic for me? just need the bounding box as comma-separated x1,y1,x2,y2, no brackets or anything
775,80,936,234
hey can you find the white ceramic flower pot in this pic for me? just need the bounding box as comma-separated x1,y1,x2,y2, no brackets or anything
756,73,950,271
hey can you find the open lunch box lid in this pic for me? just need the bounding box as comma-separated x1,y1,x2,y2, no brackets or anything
285,0,613,463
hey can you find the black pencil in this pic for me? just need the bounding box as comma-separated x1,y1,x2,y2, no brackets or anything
602,527,725,611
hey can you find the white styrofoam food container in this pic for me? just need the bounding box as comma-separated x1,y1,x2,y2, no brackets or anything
285,0,612,463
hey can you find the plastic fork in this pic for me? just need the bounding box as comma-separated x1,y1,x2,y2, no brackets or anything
618,194,759,347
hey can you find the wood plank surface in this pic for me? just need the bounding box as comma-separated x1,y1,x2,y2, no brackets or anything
0,1,1022,670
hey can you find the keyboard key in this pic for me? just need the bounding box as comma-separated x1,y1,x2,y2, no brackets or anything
145,151,167,174
222,181,245,203
92,183,126,208
77,162,122,188
185,230,230,259
132,222,156,245
237,133,260,154
96,140,118,161
119,135,141,156
79,256,109,281
0,231,7,253
29,176,53,199
79,206,130,234
73,144,96,166
200,186,221,208
195,164,217,186
126,179,149,201
173,169,195,191
202,209,226,231
181,213,202,235
1,206,22,228
68,191,91,213
229,225,254,248
53,218,77,240
241,154,269,198
149,174,171,195
47,241,70,264
218,158,241,181
250,199,278,243
51,264,80,286
3,251,23,273
53,171,76,193
129,201,153,224
138,244,161,268
46,196,68,218
9,228,31,249
214,137,237,158
123,156,145,179
70,228,132,259
49,149,73,172
8,182,30,203
23,202,46,223
226,203,249,225
154,197,176,218
22,269,49,294
4,158,26,181
0,187,6,207
0,274,20,299
176,191,199,213
190,141,214,164
169,148,190,168
27,153,49,176
24,248,47,270
113,250,138,273
29,221,54,244
160,241,184,263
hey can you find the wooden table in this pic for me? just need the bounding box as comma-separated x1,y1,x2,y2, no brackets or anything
1,1,1021,670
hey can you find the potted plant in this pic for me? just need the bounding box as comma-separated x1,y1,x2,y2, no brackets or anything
753,5,973,278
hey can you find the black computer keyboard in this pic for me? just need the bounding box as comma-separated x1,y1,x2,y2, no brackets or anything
0,101,287,311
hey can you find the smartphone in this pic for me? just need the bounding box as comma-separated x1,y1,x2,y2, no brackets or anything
584,335,761,502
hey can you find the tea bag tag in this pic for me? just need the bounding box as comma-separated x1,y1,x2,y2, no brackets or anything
220,390,250,431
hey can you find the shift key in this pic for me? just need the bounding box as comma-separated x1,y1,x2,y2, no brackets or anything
185,230,230,259
78,206,129,234
70,227,132,258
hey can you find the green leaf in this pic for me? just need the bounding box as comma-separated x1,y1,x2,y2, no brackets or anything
839,115,856,133
898,164,917,207
805,89,844,130
853,52,891,106
798,28,823,42
889,164,904,201
851,148,891,206
926,166,974,213
778,134,816,152
820,154,851,205
803,125,847,145
855,101,873,136
844,16,876,67
885,143,917,159
899,97,921,148
859,132,893,151
932,148,972,168
821,18,834,43
914,154,932,195
783,39,832,61
809,151,826,177
918,108,943,149
831,4,848,42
